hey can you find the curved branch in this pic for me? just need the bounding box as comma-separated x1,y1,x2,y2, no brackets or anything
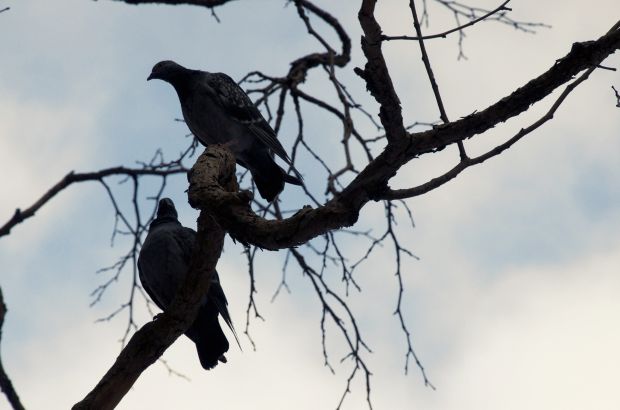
187,145,361,250
295,0,351,63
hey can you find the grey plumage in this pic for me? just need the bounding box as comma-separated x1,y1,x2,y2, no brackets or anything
137,198,239,370
148,60,303,202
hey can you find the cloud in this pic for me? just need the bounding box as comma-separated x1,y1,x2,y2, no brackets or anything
417,244,620,410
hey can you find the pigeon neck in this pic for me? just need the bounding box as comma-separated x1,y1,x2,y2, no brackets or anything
150,216,181,228
168,70,197,95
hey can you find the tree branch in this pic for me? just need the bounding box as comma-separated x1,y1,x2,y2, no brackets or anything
106,0,235,8
408,0,469,160
355,0,408,143
187,145,361,250
0,166,187,239
406,22,620,156
383,0,511,42
0,288,26,410
381,66,598,199
613,85,620,107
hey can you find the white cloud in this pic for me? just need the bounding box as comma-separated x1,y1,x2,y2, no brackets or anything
418,245,620,410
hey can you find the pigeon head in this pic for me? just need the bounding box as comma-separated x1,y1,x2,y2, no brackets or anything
156,198,178,219
147,60,187,82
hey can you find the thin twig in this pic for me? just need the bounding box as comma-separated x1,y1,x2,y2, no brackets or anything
383,0,511,41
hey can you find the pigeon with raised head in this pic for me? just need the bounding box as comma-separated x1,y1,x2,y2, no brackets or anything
138,198,240,370
147,60,303,202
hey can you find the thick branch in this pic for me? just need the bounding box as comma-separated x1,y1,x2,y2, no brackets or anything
0,288,25,410
188,145,361,250
355,0,407,143
383,66,597,199
73,212,225,410
407,23,620,156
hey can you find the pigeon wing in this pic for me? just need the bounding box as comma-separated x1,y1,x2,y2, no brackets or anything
138,223,194,310
203,73,297,168
138,260,167,312
209,271,242,349
179,226,241,348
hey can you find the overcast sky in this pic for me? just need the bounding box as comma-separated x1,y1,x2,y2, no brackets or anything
1,1,619,409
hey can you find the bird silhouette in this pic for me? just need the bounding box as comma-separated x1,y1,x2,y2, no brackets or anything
138,198,240,369
148,60,303,202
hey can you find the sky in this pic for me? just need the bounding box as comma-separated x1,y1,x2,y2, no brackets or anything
1,0,620,409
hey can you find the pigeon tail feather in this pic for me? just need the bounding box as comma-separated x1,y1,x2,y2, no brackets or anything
212,296,242,350
186,307,230,370
283,173,303,186
253,171,285,202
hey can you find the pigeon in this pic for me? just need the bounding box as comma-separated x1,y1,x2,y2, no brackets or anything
137,198,240,370
147,60,303,202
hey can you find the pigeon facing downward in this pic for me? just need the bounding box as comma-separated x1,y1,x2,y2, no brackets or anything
138,198,239,370
147,60,303,202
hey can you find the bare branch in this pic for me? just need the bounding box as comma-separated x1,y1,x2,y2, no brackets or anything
383,0,511,42
0,288,26,410
382,66,598,200
0,165,187,239
408,0,469,160
106,0,235,8
290,249,373,410
430,0,550,33
355,0,408,143
243,245,265,351
405,23,620,156
425,0,550,57
381,202,430,385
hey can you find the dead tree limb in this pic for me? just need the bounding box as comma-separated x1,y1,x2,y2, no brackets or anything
0,288,26,410
0,166,187,239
